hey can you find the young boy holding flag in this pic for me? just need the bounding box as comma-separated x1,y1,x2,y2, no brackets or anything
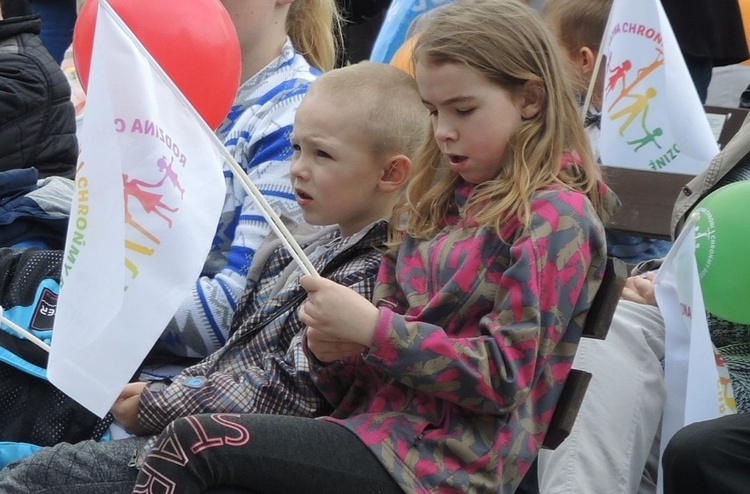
0,61,428,493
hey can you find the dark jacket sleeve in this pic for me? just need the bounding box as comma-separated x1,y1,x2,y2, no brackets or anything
0,15,78,179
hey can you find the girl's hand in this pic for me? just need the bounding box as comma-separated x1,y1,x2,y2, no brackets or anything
621,271,657,306
299,275,379,347
306,327,365,363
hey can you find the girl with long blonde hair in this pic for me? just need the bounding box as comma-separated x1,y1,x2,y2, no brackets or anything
132,1,619,493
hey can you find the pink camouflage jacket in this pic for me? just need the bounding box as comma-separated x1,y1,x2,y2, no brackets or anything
305,177,619,493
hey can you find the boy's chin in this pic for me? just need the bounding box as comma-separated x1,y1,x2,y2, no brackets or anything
301,214,333,227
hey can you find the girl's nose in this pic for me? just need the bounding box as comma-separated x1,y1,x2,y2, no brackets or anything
433,118,456,143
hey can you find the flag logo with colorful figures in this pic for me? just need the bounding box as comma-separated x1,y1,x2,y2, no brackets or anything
118,119,189,286
599,0,718,175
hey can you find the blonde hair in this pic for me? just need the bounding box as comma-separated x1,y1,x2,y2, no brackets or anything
397,0,601,242
542,0,612,56
310,62,428,160
287,0,343,72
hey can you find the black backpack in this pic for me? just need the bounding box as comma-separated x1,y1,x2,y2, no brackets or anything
0,248,112,448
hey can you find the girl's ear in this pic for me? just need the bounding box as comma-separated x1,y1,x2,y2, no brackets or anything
520,80,544,120
379,155,412,193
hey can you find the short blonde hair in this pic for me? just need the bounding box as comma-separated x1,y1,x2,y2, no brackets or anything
309,62,428,160
542,0,612,56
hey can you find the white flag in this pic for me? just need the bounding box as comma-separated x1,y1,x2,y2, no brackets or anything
48,0,226,417
599,0,718,174
654,215,735,493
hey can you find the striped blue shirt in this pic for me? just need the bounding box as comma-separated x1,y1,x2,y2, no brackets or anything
154,40,318,359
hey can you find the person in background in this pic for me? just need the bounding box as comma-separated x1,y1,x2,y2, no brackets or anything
661,0,748,103
0,61,427,494
660,127,750,494
529,106,750,494
132,1,618,492
543,0,672,266
0,0,78,179
29,0,76,64
336,0,390,65
60,0,86,118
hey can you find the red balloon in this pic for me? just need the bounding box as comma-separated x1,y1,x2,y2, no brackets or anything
73,0,241,130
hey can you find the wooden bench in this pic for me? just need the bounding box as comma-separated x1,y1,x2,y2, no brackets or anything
542,256,628,450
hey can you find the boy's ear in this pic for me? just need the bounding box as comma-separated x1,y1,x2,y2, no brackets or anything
579,46,597,79
379,155,411,193
520,80,544,120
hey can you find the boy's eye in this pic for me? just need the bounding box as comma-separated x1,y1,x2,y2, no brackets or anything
316,149,332,159
456,108,474,115
291,143,301,152
427,109,438,117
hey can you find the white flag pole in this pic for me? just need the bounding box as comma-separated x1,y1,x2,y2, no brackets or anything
0,309,51,353
221,152,320,277
101,0,319,278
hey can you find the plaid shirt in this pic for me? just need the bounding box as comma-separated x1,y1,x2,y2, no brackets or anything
137,220,388,435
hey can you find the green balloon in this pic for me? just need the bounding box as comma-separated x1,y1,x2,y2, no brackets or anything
693,181,750,324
